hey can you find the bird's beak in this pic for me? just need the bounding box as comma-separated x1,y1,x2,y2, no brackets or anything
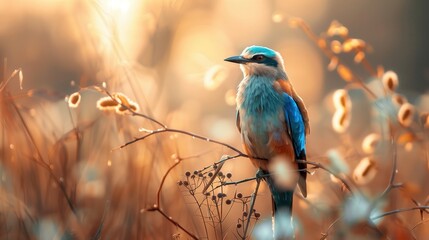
224,55,250,64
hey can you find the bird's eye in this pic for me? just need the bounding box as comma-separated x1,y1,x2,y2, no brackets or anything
253,55,265,61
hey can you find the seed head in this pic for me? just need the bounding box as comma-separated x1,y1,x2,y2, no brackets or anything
332,109,350,133
353,157,377,185
361,133,381,154
397,103,415,127
382,70,399,92
68,92,81,108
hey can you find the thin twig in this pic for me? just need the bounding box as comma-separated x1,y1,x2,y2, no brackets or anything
142,154,200,240
297,160,353,193
119,128,248,158
243,176,261,239
370,206,429,221
320,217,342,240
146,206,198,240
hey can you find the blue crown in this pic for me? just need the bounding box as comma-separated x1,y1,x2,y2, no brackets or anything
242,46,277,58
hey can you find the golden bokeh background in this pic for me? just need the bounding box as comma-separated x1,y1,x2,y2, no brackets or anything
0,0,428,239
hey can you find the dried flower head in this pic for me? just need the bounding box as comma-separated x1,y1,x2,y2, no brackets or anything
96,92,139,114
96,96,119,111
337,64,354,82
397,103,415,127
113,92,131,107
333,89,351,110
332,108,350,133
331,40,342,54
382,70,399,92
328,57,339,71
68,92,81,108
397,132,415,145
354,51,365,63
391,93,407,107
115,102,140,115
327,20,349,37
361,133,381,154
353,157,377,185
342,39,366,53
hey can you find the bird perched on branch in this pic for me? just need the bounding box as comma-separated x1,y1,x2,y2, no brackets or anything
225,46,309,238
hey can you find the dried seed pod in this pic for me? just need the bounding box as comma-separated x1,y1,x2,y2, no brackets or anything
391,93,407,107
354,51,365,63
397,132,414,144
328,57,339,71
327,20,349,37
397,103,415,127
342,38,366,52
382,71,399,92
332,109,350,133
113,92,131,107
337,64,354,82
115,103,139,115
68,92,81,108
361,133,381,154
331,40,342,54
97,96,119,111
333,89,351,110
353,157,377,185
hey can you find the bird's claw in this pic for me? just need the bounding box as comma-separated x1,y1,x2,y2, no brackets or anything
255,169,265,182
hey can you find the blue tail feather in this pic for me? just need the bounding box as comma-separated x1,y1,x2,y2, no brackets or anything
261,170,295,238
262,170,294,213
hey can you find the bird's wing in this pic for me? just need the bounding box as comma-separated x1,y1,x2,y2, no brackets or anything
276,79,310,135
282,93,306,155
277,79,308,197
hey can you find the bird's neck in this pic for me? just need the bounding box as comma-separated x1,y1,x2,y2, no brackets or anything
236,75,283,115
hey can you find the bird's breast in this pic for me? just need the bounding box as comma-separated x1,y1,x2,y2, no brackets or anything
236,76,294,164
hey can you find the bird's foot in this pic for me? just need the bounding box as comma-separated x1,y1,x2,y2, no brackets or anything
255,169,266,182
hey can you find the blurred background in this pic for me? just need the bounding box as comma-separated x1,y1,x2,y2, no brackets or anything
0,0,428,239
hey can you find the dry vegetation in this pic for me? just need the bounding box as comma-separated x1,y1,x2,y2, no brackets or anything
0,1,428,240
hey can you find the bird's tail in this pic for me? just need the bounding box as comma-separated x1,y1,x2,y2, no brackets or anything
262,170,295,239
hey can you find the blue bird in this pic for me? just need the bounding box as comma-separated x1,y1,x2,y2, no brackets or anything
225,46,309,237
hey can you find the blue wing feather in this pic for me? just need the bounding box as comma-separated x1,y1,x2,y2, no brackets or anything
282,93,306,155
283,93,307,197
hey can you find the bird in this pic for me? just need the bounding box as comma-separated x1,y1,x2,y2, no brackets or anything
225,46,309,238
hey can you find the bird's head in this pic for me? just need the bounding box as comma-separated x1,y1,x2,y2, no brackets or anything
224,46,287,79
